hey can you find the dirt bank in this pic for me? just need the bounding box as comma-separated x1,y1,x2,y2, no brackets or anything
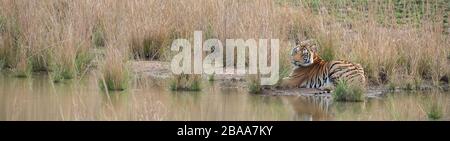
131,61,393,98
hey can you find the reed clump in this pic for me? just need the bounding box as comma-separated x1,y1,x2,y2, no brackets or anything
169,73,202,91
99,48,130,91
247,75,262,94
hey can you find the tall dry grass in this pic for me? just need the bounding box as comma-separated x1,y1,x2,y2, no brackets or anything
0,0,96,79
0,0,449,88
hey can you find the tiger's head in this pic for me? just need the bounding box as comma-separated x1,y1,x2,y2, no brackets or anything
290,39,318,67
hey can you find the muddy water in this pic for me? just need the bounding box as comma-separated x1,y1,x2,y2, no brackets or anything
0,74,449,121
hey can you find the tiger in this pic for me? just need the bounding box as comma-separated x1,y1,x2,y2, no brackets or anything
278,39,366,93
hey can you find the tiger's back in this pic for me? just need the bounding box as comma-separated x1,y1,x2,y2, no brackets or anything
328,60,366,86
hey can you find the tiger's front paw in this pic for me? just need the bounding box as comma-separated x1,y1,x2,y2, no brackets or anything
276,82,298,89
318,85,334,92
273,77,301,89
261,85,276,90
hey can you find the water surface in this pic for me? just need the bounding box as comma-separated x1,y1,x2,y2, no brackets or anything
0,74,448,121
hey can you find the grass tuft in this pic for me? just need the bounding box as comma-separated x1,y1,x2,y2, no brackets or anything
447,52,450,60
279,45,292,80
99,48,129,91
317,35,335,62
92,24,106,48
388,82,397,91
169,73,202,91
75,51,95,76
247,75,262,94
0,59,4,70
333,80,365,102
208,73,215,82
49,56,76,82
50,66,72,83
427,103,443,120
13,51,32,78
131,34,167,60
402,77,422,91
0,16,6,33
417,55,432,80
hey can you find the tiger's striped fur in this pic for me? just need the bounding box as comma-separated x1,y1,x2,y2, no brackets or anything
279,39,366,93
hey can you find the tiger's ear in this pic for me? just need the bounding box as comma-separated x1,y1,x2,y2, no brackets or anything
302,39,318,52
311,44,319,52
311,40,319,52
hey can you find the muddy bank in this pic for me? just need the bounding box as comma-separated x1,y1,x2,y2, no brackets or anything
131,61,445,98
131,61,248,88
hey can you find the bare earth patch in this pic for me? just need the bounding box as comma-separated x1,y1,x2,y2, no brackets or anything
131,61,171,79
